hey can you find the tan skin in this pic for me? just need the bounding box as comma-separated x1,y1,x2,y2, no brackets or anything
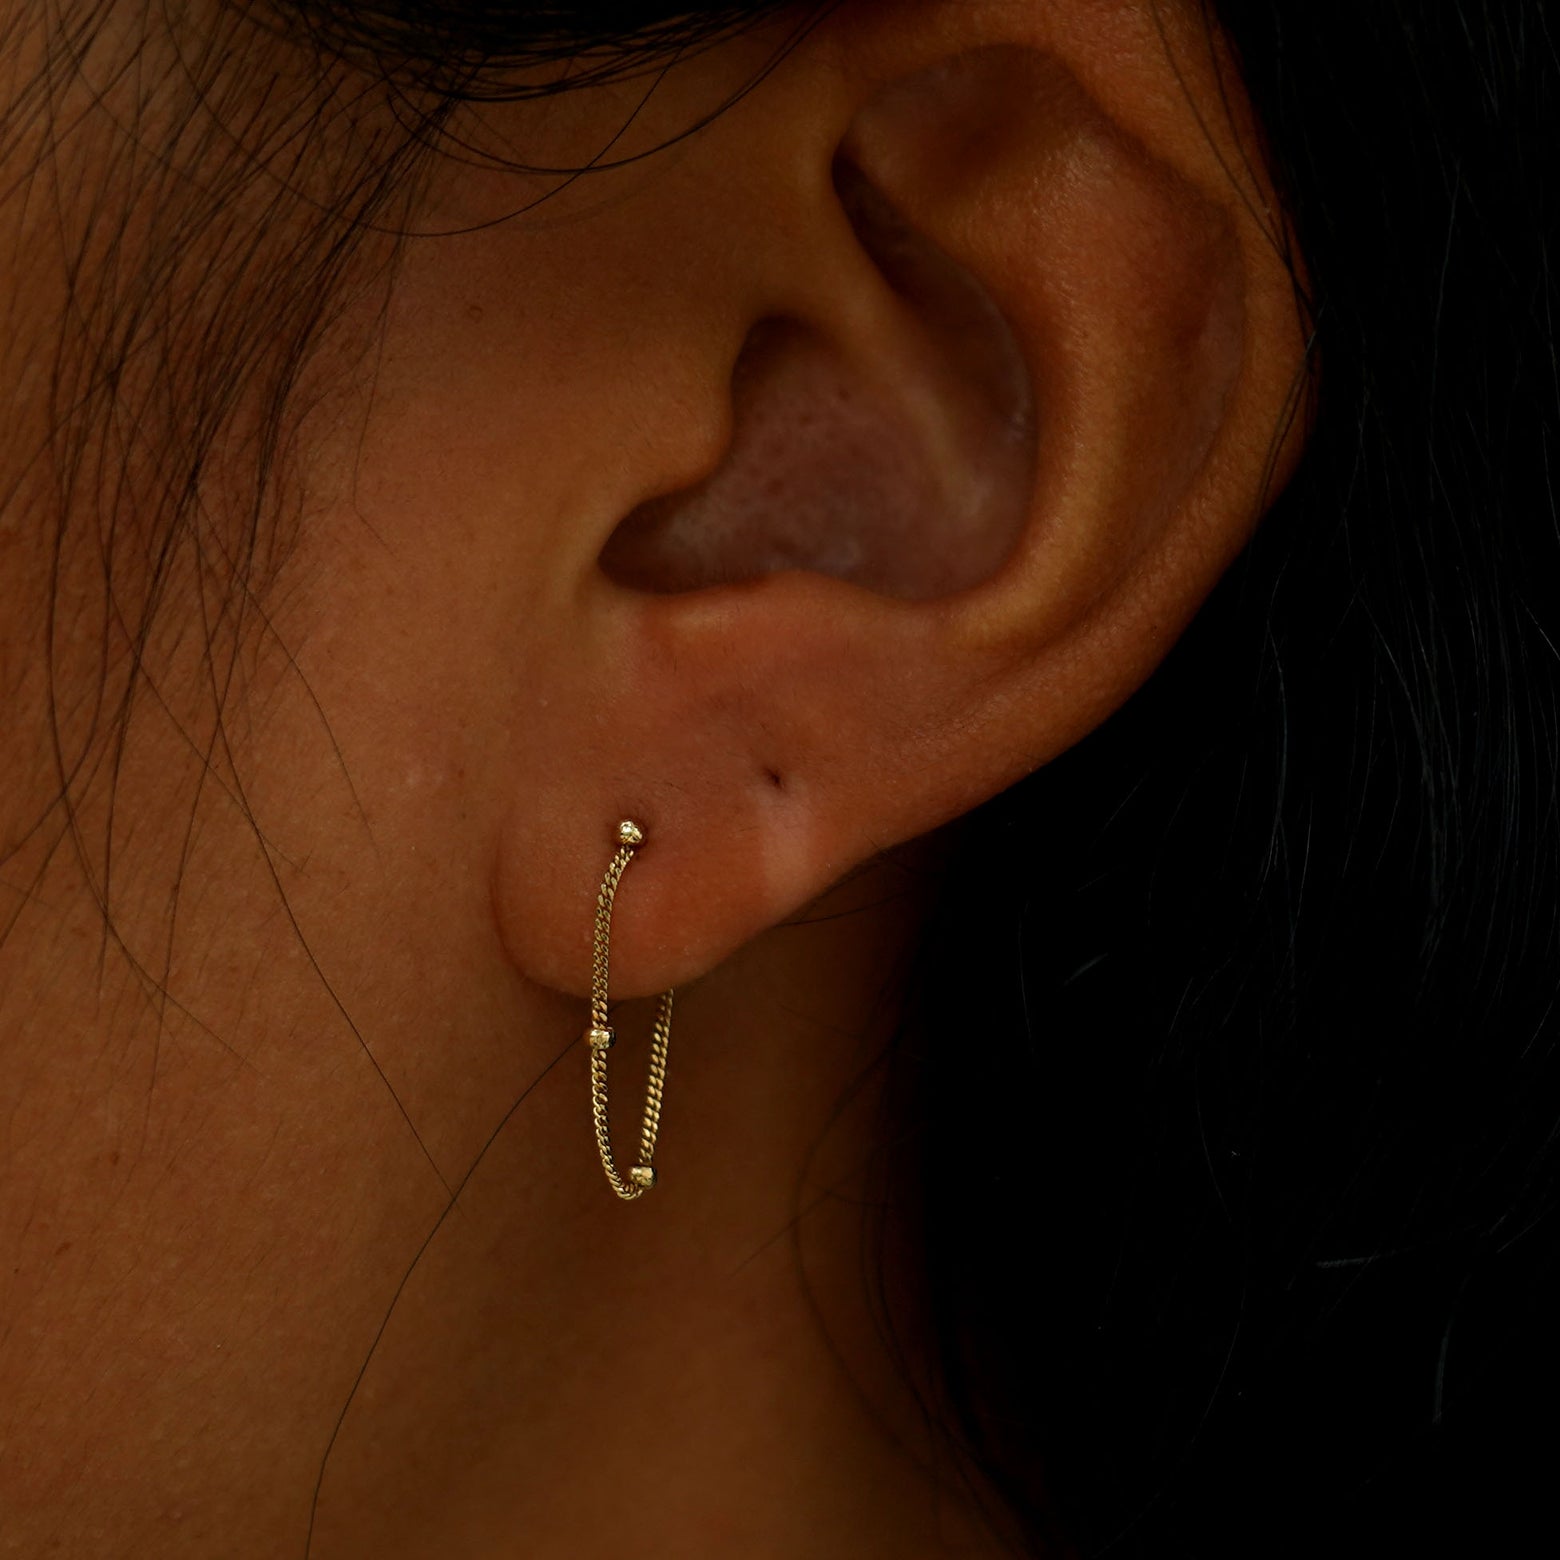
0,1,1311,1554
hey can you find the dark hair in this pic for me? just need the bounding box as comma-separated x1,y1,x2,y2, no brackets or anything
11,3,1557,1557
916,5,1560,1555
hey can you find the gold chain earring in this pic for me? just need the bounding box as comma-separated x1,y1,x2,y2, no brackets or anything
586,820,674,1200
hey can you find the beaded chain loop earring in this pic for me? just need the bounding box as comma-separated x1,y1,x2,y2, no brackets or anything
586,820,674,1200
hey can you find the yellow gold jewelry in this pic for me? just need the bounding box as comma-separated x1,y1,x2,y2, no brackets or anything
587,819,674,1200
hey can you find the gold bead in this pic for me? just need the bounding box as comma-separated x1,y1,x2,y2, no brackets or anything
629,1165,657,1190
587,1025,615,1050
616,819,645,847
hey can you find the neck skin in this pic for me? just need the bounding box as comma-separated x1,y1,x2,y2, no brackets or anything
0,674,1006,1557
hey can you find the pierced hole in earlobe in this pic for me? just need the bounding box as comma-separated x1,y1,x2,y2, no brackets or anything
597,162,1037,602
763,767,785,791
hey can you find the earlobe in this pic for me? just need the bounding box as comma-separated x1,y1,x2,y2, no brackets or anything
491,1,1311,1002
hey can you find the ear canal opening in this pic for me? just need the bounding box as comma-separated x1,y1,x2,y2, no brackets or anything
597,157,1037,601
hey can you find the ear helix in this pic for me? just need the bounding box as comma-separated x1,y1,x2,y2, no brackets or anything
586,820,675,1201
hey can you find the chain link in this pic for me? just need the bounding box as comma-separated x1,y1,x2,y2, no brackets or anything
587,822,674,1201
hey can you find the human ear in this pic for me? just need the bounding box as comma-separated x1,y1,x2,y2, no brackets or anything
470,0,1313,997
